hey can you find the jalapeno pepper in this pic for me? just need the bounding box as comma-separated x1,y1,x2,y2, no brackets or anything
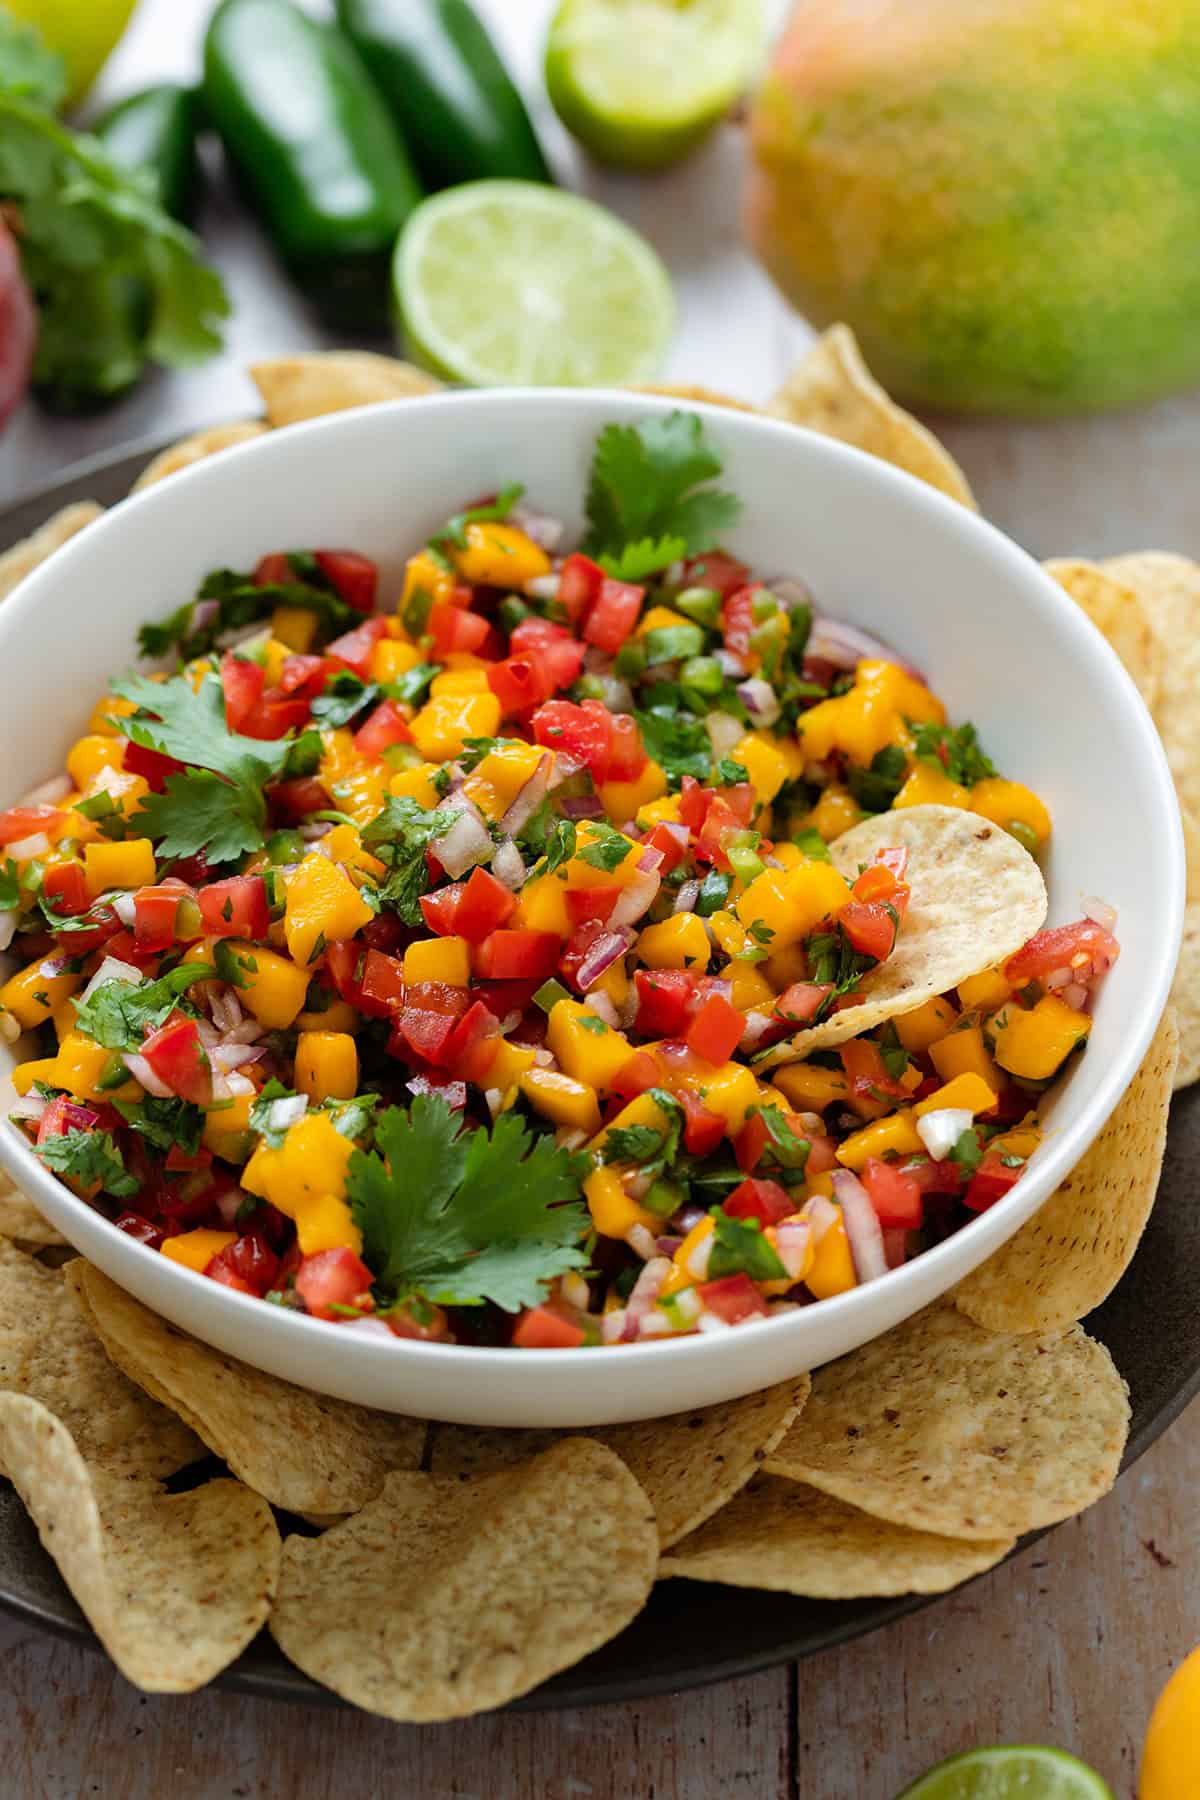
93,84,202,224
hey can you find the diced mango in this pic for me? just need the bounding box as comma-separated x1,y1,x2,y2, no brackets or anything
727,961,776,1012
295,1032,359,1104
296,1000,360,1034
516,871,571,937
798,661,944,767
430,667,490,697
402,549,458,611
992,996,1092,1081
636,795,684,829
202,1091,256,1163
914,1072,999,1118
807,785,863,842
270,605,320,652
599,760,668,824
451,521,550,588
636,604,694,638
546,1000,634,1093
957,968,1012,1013
368,637,424,684
403,936,470,987
970,777,1051,846
486,1039,538,1092
462,740,547,820
243,1111,357,1211
763,941,809,992
671,1213,715,1283
589,1090,676,1161
0,964,82,1031
51,1031,140,1104
294,1192,363,1257
388,763,444,810
683,1060,763,1132
893,765,970,811
592,957,630,1014
66,735,124,790
837,1110,923,1170
565,822,642,891
320,824,385,879
84,838,155,897
770,1064,850,1112
236,944,311,1030
806,1211,857,1298
584,1164,658,1240
410,690,501,761
736,861,852,947
259,638,293,687
88,692,136,737
637,912,710,971
285,853,374,967
520,1067,601,1134
161,1228,237,1273
11,1057,62,1097
709,909,750,959
733,732,792,805
328,761,389,829
894,996,959,1053
929,1025,1001,1092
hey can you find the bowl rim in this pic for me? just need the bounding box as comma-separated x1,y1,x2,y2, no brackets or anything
0,387,1185,1390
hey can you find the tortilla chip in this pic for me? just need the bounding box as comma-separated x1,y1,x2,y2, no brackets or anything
270,1440,657,1721
0,1394,278,1691
1168,805,1200,1091
765,1305,1128,1540
660,1476,1012,1597
250,352,442,428
1044,558,1163,715
632,383,757,412
954,1009,1178,1334
0,1241,201,1480
757,805,1047,1065
131,421,269,491
768,325,977,510
429,1375,809,1549
1102,553,1200,828
0,1181,67,1248
71,1262,425,1514
0,502,103,602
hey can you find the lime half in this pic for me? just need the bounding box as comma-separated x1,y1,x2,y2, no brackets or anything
898,1747,1115,1800
394,181,674,388
545,0,764,170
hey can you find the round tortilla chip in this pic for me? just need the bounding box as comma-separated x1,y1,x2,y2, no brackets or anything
765,1306,1128,1540
0,1240,201,1480
631,383,757,412
429,1375,810,1549
1044,558,1163,715
0,1394,279,1692
131,421,269,492
270,1440,658,1721
954,1008,1178,1334
660,1476,1012,1598
71,1262,425,1514
768,325,977,510
1102,553,1200,830
250,352,442,428
1170,806,1200,1091
0,1181,67,1248
0,501,103,602
757,806,1047,1066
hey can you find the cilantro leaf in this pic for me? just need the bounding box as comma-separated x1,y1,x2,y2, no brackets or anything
73,963,214,1053
575,823,632,871
0,13,67,108
584,413,742,580
713,756,749,787
709,1211,786,1282
114,1095,204,1157
136,769,268,864
910,720,998,787
603,1124,665,1166
542,818,577,877
311,672,376,728
0,858,20,911
347,1097,589,1311
383,662,438,707
846,745,908,814
747,1105,810,1172
430,483,525,555
636,703,712,786
948,1126,985,1178
362,797,459,925
137,564,355,663
36,1128,138,1200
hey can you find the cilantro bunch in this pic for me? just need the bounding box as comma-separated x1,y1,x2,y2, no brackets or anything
584,412,741,582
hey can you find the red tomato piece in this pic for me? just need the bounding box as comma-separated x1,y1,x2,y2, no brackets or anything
487,655,548,716
1004,918,1120,984
240,689,312,741
697,1272,769,1324
313,549,378,614
723,1177,795,1226
838,900,900,962
141,1016,212,1105
393,1005,461,1067
468,978,543,1019
773,982,835,1025
851,863,904,905
253,552,293,587
734,1110,770,1172
510,618,585,690
0,805,63,846
897,1156,963,1195
611,1050,663,1102
41,862,90,915
473,928,561,982
209,1231,281,1296
531,698,612,783
454,866,517,943
270,776,331,822
557,552,606,622
165,1143,212,1174
429,602,490,657
419,882,465,936
95,925,157,970
133,886,183,953
220,652,265,733
840,1039,909,1100
114,1212,166,1250
359,948,406,1011
326,615,389,677
278,653,329,697
644,822,688,875
122,741,186,793
634,968,700,1037
964,1150,1024,1213
685,991,744,1065
442,999,501,1083
564,884,622,928
512,1303,588,1349
683,551,750,599
583,577,643,653
861,1157,924,1229
36,1094,86,1145
294,1247,375,1321
676,1088,726,1155
353,699,415,757
874,846,910,880
606,713,647,782
198,876,270,942
721,584,762,659
677,778,709,832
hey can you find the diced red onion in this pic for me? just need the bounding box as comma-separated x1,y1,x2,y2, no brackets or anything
0,909,16,954
211,1042,265,1072
775,1217,813,1280
673,879,701,914
491,838,526,890
804,1193,839,1243
432,797,493,878
225,1018,263,1045
916,1107,973,1161
268,1094,307,1134
737,677,781,726
621,1256,670,1338
576,929,631,991
8,833,50,861
499,754,553,838
215,1187,242,1225
806,615,918,676
655,1234,683,1257
223,621,272,652
684,1229,714,1282
0,1012,22,1045
9,1093,47,1121
1082,896,1118,930
510,505,565,553
20,773,72,807
601,1308,626,1344
739,1010,776,1052
715,649,746,679
189,597,221,635
223,1070,256,1098
209,987,244,1035
559,794,605,821
882,1227,909,1270
299,819,333,842
597,675,635,713
706,710,746,758
831,1168,888,1283
636,844,664,875
342,1316,398,1339
80,955,143,1003
625,1224,660,1267
548,752,584,787
524,572,562,601
697,1310,731,1334
765,577,814,613
109,892,138,927
638,1311,672,1339
196,1017,220,1049
122,1053,173,1098
1044,965,1074,990
610,870,660,929
1063,981,1089,1011
674,1203,708,1235
586,989,620,1028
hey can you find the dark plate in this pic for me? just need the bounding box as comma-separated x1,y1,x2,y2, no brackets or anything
1,446,1196,1713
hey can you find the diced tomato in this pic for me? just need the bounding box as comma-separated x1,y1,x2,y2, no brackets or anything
392,1005,460,1067
583,577,643,653
123,741,186,793
473,928,561,982
874,846,910,881
840,1039,909,1101
198,875,270,942
358,914,409,955
253,552,293,587
0,804,63,846
606,714,647,782
677,777,709,833
556,552,606,623
839,900,900,962
673,1088,725,1155
773,982,834,1025
36,1095,91,1145
294,1247,375,1321
684,551,749,599
964,1150,1024,1213
270,776,332,822
359,948,406,1011
220,651,265,733
419,882,465,936
96,925,158,970
697,1272,769,1323
488,655,547,716
114,1212,166,1250
721,584,762,659
452,866,517,943
468,978,543,1020
723,1177,795,1226
734,1110,770,1172
644,822,688,875
134,885,184,953
611,1050,662,1102
898,1156,964,1195
861,1157,923,1230
278,653,329,697
353,699,414,757
695,790,756,868
685,991,744,1065
851,863,906,906
1004,919,1120,984
564,884,622,928
442,999,501,1083
531,698,612,783
512,1302,589,1349
805,1134,840,1175
429,602,490,658
165,1143,212,1174
240,689,313,740
41,862,90,915
510,617,585,690
141,1016,212,1105
326,615,389,677
208,1232,281,1296
313,549,378,614
634,968,700,1036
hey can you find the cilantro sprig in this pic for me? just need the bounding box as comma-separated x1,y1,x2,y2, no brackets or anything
36,1129,138,1200
910,720,997,788
73,963,214,1053
361,796,462,925
348,1096,589,1312
138,558,356,662
584,412,741,582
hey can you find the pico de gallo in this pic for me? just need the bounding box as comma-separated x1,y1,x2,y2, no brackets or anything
0,413,1119,1347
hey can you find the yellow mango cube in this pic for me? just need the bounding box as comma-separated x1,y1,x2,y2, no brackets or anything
410,691,501,761
403,936,470,987
66,735,124,791
487,1039,538,1092
637,913,710,971
294,1192,363,1257
727,961,776,1012
970,777,1052,846
589,1090,676,1161
243,1111,357,1211
929,1025,1001,1092
546,1000,634,1093
992,996,1092,1081
836,1110,923,1170
584,1165,657,1240
733,732,792,804
519,1067,601,1134
770,1064,850,1112
296,1032,359,1103
285,853,374,967
895,996,959,1053
237,945,311,1030
161,1229,237,1273
683,1060,762,1132
84,838,155,897
0,964,82,1031
270,605,320,652
957,968,1012,1013
451,521,550,588
599,760,668,825
516,871,571,937
389,763,444,810
53,1031,141,1104
894,765,970,811
806,1211,857,1298
368,637,424,684
202,1091,256,1163
807,785,863,842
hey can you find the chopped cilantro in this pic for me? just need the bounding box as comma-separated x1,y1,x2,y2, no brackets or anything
602,1090,681,1175
712,756,749,787
114,1096,204,1157
383,662,438,707
429,483,525,555
311,671,376,728
911,720,997,787
790,827,832,863
846,745,908,815
36,1128,138,1200
747,1105,810,1172
361,797,459,925
583,412,741,582
137,562,354,663
249,1079,302,1149
73,963,214,1053
708,1210,786,1282
635,702,712,787
577,1014,609,1035
948,1127,985,1177
575,823,630,872
0,859,20,911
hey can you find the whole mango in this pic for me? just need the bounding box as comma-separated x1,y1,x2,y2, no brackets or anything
746,0,1200,417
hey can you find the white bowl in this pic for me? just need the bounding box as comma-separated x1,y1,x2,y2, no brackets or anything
0,391,1183,1425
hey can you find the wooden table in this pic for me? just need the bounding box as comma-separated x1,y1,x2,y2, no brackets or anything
3,2,1199,1792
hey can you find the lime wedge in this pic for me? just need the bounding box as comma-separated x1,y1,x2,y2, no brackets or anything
897,1747,1115,1800
394,181,674,388
545,0,764,169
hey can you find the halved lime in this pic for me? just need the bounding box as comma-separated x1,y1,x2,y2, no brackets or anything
897,1746,1114,1800
394,180,674,388
545,0,764,170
